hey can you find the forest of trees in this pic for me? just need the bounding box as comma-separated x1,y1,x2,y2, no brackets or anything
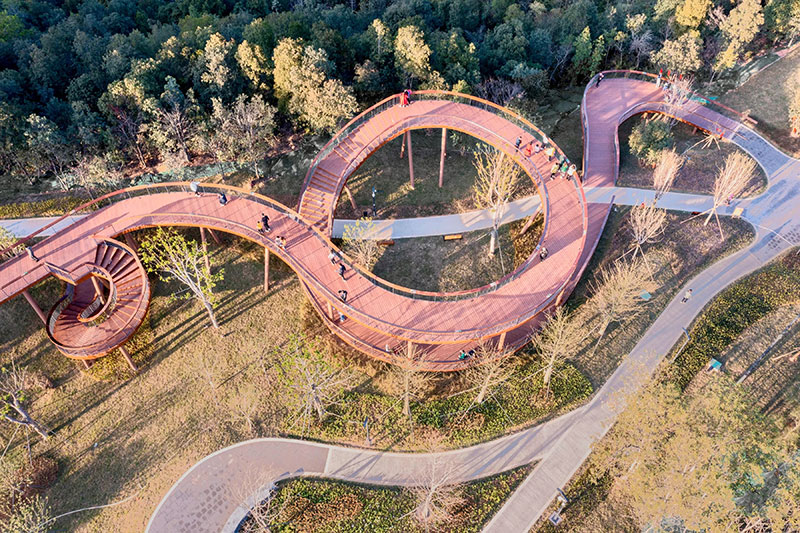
0,0,798,191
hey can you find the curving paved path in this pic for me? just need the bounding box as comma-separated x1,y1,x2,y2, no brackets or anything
145,75,800,533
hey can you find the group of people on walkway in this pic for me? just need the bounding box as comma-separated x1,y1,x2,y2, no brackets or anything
549,156,577,182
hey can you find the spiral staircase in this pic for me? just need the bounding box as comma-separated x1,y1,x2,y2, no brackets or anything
45,237,150,363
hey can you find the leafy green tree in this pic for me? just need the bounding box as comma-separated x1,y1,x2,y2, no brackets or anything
139,227,225,329
629,119,674,166
200,32,237,101
431,29,480,87
651,30,703,73
394,25,434,85
714,0,765,75
272,38,358,133
764,0,800,44
150,76,199,163
208,95,275,179
0,11,27,43
22,115,70,186
235,40,270,91
590,377,798,531
674,0,711,31
572,26,593,79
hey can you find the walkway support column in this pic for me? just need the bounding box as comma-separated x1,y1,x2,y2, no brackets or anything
200,228,211,276
407,132,415,189
344,186,358,211
91,277,106,304
439,128,446,188
124,233,138,252
407,340,414,360
119,345,138,373
498,331,507,351
264,248,270,293
207,228,221,245
22,290,46,324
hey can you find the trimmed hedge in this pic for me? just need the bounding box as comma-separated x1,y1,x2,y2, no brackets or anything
244,466,530,533
670,251,800,389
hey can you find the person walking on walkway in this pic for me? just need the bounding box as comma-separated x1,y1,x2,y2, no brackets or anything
559,160,569,178
595,72,605,88
566,164,577,181
218,192,227,206
400,90,408,107
544,144,555,161
190,181,201,196
656,69,663,88
338,290,348,302
539,246,548,260
338,263,346,280
549,161,560,180
26,247,40,263
681,288,693,303
515,136,522,150
261,213,270,232
276,236,286,250
329,251,339,264
524,142,533,157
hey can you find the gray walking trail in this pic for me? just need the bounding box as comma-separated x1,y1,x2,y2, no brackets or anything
0,186,726,241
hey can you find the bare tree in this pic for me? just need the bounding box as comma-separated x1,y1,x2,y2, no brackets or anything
629,202,667,277
0,228,24,263
473,148,520,256
589,260,650,356
0,361,49,440
704,152,756,239
629,30,653,68
109,105,149,168
391,345,432,419
464,344,517,405
408,459,462,531
662,74,694,127
532,307,586,395
3,494,51,533
652,149,684,200
139,227,225,328
341,217,382,270
475,78,524,106
228,471,286,533
290,358,353,434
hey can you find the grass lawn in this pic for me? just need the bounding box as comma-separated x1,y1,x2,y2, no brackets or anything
718,46,800,158
616,117,767,196
244,466,531,533
333,130,537,219
371,216,542,292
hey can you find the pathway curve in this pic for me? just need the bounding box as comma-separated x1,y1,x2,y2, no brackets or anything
146,74,800,533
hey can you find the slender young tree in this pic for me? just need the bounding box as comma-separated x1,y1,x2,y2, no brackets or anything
0,361,49,440
532,307,586,394
472,148,520,256
409,459,463,532
392,345,432,419
464,344,517,405
139,228,224,328
629,202,667,277
0,228,24,262
705,152,757,239
652,149,684,200
589,260,650,356
289,358,353,434
341,217,382,271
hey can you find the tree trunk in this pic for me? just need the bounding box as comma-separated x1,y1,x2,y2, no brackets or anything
543,356,554,390
590,321,610,357
476,376,490,404
201,297,220,328
489,227,497,256
403,373,411,418
7,399,48,440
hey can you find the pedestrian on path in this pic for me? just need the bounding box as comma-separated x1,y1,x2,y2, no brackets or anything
261,213,270,232
534,141,542,154
339,310,346,322
595,72,605,88
276,236,286,250
566,164,577,181
338,263,346,280
338,290,347,302
656,69,663,88
544,144,555,161
539,245,548,260
515,136,522,150
681,289,693,303
218,192,227,206
549,162,559,180
329,251,340,264
559,160,569,178
26,247,39,263
400,90,408,107
524,142,533,157
190,181,201,196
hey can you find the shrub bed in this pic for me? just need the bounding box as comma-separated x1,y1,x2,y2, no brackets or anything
669,250,800,389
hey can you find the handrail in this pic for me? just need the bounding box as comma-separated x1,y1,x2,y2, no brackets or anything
77,266,116,324
592,70,757,126
299,90,573,214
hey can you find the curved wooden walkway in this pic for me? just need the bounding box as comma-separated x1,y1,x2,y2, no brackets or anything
0,92,593,370
145,73,800,533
